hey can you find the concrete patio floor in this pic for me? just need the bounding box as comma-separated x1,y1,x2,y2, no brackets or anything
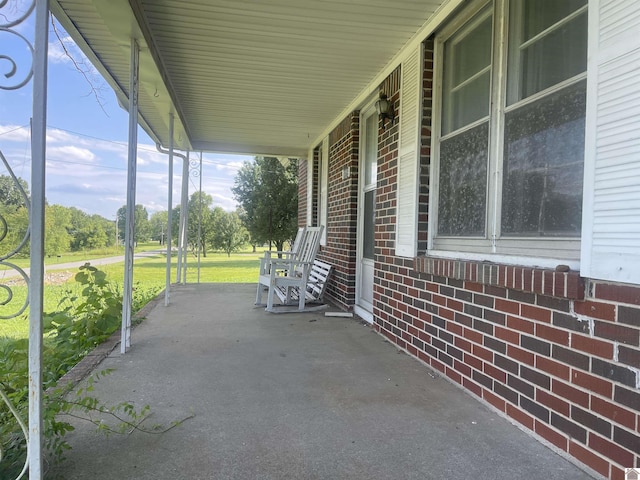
51,283,594,479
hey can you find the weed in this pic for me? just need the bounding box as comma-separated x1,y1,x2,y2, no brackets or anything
0,265,157,478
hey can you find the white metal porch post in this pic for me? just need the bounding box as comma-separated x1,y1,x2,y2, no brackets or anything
165,113,175,306
28,1,49,477
121,38,140,354
176,150,186,283
197,152,203,283
179,150,189,283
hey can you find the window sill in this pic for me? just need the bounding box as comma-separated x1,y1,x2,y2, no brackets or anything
414,255,584,300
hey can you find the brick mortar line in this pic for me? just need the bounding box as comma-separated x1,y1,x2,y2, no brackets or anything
389,314,638,393
377,318,639,434
374,319,606,479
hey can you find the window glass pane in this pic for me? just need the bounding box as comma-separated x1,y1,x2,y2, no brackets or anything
442,10,492,134
438,122,488,236
521,0,587,41
363,190,375,259
365,113,378,186
501,81,586,237
508,3,587,103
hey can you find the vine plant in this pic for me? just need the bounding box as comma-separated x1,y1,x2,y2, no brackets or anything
0,265,179,478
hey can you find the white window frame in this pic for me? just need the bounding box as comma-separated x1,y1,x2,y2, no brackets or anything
428,0,587,269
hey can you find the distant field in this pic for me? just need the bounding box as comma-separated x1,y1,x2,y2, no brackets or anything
0,242,162,270
0,249,261,339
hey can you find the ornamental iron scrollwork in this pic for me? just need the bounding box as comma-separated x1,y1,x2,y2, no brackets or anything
1,2,36,478
0,1,33,317
0,150,30,319
189,153,201,178
0,0,36,91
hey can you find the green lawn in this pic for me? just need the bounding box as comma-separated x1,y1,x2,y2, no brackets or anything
0,250,261,340
0,242,164,270
0,284,86,338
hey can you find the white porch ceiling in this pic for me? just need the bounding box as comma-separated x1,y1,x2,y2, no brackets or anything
51,0,450,156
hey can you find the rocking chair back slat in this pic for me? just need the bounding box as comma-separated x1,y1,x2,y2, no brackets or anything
291,226,322,276
258,226,306,276
290,226,306,257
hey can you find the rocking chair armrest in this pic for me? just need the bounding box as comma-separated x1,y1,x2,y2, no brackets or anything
261,250,296,258
269,259,313,267
268,260,313,283
259,252,298,274
267,259,312,270
267,260,312,276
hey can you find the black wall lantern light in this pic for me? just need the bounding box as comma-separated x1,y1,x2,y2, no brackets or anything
375,92,395,129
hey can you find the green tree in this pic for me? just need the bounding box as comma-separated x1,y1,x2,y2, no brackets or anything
211,209,249,256
187,191,214,257
45,205,72,256
67,208,112,251
149,211,168,245
0,174,29,207
116,204,151,245
0,203,28,257
93,214,116,248
0,202,74,257
170,205,181,247
0,175,30,257
231,157,298,252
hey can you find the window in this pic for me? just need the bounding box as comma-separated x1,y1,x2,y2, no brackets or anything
431,0,588,263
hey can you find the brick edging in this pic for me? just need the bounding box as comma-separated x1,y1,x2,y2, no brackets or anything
49,289,165,393
414,256,585,300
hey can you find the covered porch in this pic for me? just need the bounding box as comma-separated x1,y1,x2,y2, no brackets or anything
51,284,591,479
4,0,639,477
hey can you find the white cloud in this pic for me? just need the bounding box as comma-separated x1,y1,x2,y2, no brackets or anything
48,145,96,163
46,127,127,155
136,145,170,166
0,121,255,218
0,124,30,142
213,160,244,173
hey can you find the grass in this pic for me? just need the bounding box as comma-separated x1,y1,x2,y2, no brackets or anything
0,249,261,340
0,284,90,338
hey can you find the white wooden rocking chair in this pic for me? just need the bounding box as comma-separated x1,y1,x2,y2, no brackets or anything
258,226,306,274
255,225,324,312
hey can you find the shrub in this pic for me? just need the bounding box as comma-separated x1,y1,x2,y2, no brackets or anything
0,265,155,477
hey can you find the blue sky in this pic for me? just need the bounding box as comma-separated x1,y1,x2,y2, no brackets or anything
0,6,253,219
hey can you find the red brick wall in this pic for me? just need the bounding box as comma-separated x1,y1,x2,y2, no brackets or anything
370,42,640,479
317,39,639,478
376,256,640,478
375,65,402,325
317,112,360,310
